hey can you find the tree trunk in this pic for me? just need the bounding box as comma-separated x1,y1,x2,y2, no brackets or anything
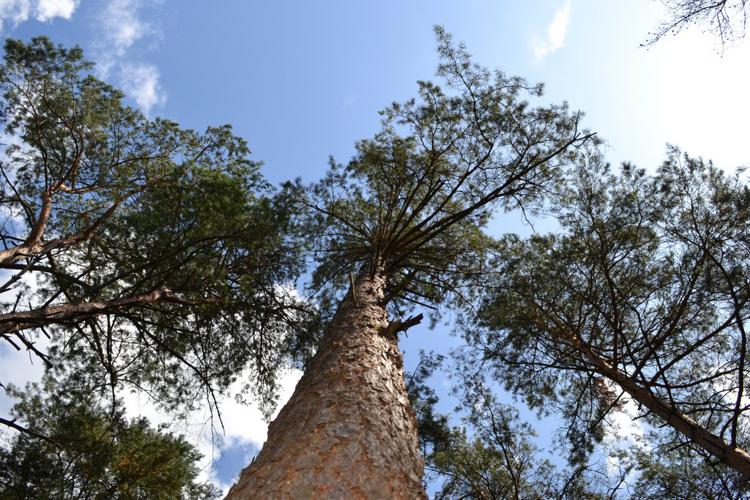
571,335,750,479
225,268,426,499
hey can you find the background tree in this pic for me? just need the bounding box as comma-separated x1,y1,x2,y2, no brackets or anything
407,353,619,500
468,147,750,488
428,391,610,500
0,37,307,432
0,375,219,499
226,27,592,498
405,351,453,477
645,0,748,46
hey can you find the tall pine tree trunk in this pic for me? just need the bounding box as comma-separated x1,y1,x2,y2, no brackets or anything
226,267,425,498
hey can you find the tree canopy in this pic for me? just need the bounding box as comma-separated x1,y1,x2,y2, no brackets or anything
0,37,308,434
407,352,621,499
300,26,592,322
467,146,750,487
225,26,595,497
3,29,748,497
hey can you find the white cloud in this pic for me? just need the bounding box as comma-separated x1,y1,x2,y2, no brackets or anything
118,63,166,115
35,0,77,21
0,342,46,393
0,0,78,31
0,0,167,115
532,1,572,62
0,0,32,29
96,0,151,68
645,29,750,171
93,0,166,114
598,384,646,477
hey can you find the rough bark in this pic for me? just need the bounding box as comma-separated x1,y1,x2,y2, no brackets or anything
226,268,425,499
0,287,183,336
0,192,53,266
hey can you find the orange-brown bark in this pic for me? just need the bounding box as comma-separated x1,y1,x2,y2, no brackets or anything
226,270,425,499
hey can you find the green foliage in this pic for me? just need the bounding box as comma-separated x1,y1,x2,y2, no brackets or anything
406,351,453,464
0,377,219,499
429,400,562,499
0,37,308,425
631,443,748,499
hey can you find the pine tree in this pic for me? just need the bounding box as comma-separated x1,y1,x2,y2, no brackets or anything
0,38,306,432
470,147,750,486
227,27,593,498
0,376,219,499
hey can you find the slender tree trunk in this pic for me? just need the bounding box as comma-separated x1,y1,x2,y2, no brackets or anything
571,336,750,479
226,267,426,499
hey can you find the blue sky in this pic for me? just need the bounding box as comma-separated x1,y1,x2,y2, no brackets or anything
2,0,750,493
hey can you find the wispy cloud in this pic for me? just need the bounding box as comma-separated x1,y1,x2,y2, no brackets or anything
119,62,166,113
93,0,166,115
532,1,572,62
0,0,164,114
94,0,152,74
0,0,79,32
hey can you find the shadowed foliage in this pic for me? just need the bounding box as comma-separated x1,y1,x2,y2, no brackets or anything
0,375,219,499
